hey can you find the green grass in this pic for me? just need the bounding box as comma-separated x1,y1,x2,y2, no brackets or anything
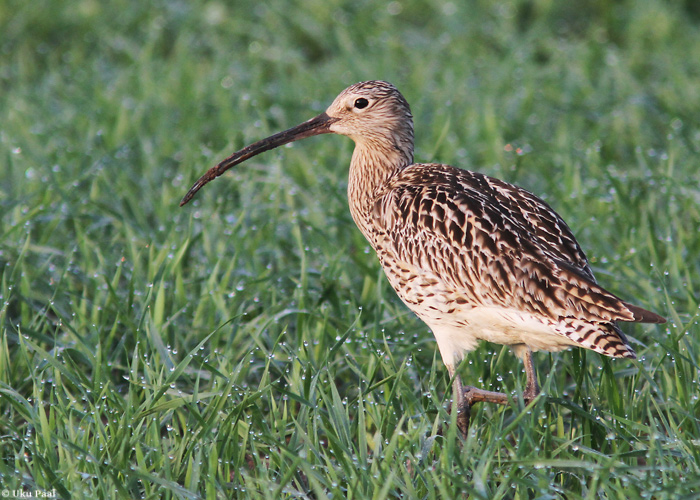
1,0,699,498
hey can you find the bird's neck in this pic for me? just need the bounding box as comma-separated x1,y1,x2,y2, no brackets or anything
347,139,413,237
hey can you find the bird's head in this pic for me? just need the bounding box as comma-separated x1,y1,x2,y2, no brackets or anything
324,80,414,148
180,80,414,206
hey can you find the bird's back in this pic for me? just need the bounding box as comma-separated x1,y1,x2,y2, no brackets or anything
361,163,664,358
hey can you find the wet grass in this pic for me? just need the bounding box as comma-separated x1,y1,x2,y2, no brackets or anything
1,0,699,498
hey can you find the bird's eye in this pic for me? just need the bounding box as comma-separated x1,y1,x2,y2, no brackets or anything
354,97,369,109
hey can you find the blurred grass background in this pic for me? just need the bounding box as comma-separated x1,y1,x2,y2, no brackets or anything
1,0,699,498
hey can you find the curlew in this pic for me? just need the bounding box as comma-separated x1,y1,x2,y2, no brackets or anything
181,81,665,435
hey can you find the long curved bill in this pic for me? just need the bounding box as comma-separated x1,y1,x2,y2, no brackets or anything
180,112,338,206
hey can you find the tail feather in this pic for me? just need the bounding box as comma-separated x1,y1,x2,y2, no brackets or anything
558,319,637,359
622,302,666,324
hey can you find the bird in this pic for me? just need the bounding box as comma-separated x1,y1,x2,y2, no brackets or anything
180,80,666,436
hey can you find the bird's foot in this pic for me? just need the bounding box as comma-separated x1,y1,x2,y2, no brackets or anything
462,386,509,406
441,399,471,437
456,400,470,436
448,386,509,437
522,382,540,406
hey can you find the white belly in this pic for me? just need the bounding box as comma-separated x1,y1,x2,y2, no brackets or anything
419,306,578,367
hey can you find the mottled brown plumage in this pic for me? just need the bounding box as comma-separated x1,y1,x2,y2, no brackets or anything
182,80,665,436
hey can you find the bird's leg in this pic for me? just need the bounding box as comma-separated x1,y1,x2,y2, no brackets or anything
521,347,540,404
451,372,470,436
446,365,509,437
442,349,540,437
440,366,471,437
457,383,509,437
